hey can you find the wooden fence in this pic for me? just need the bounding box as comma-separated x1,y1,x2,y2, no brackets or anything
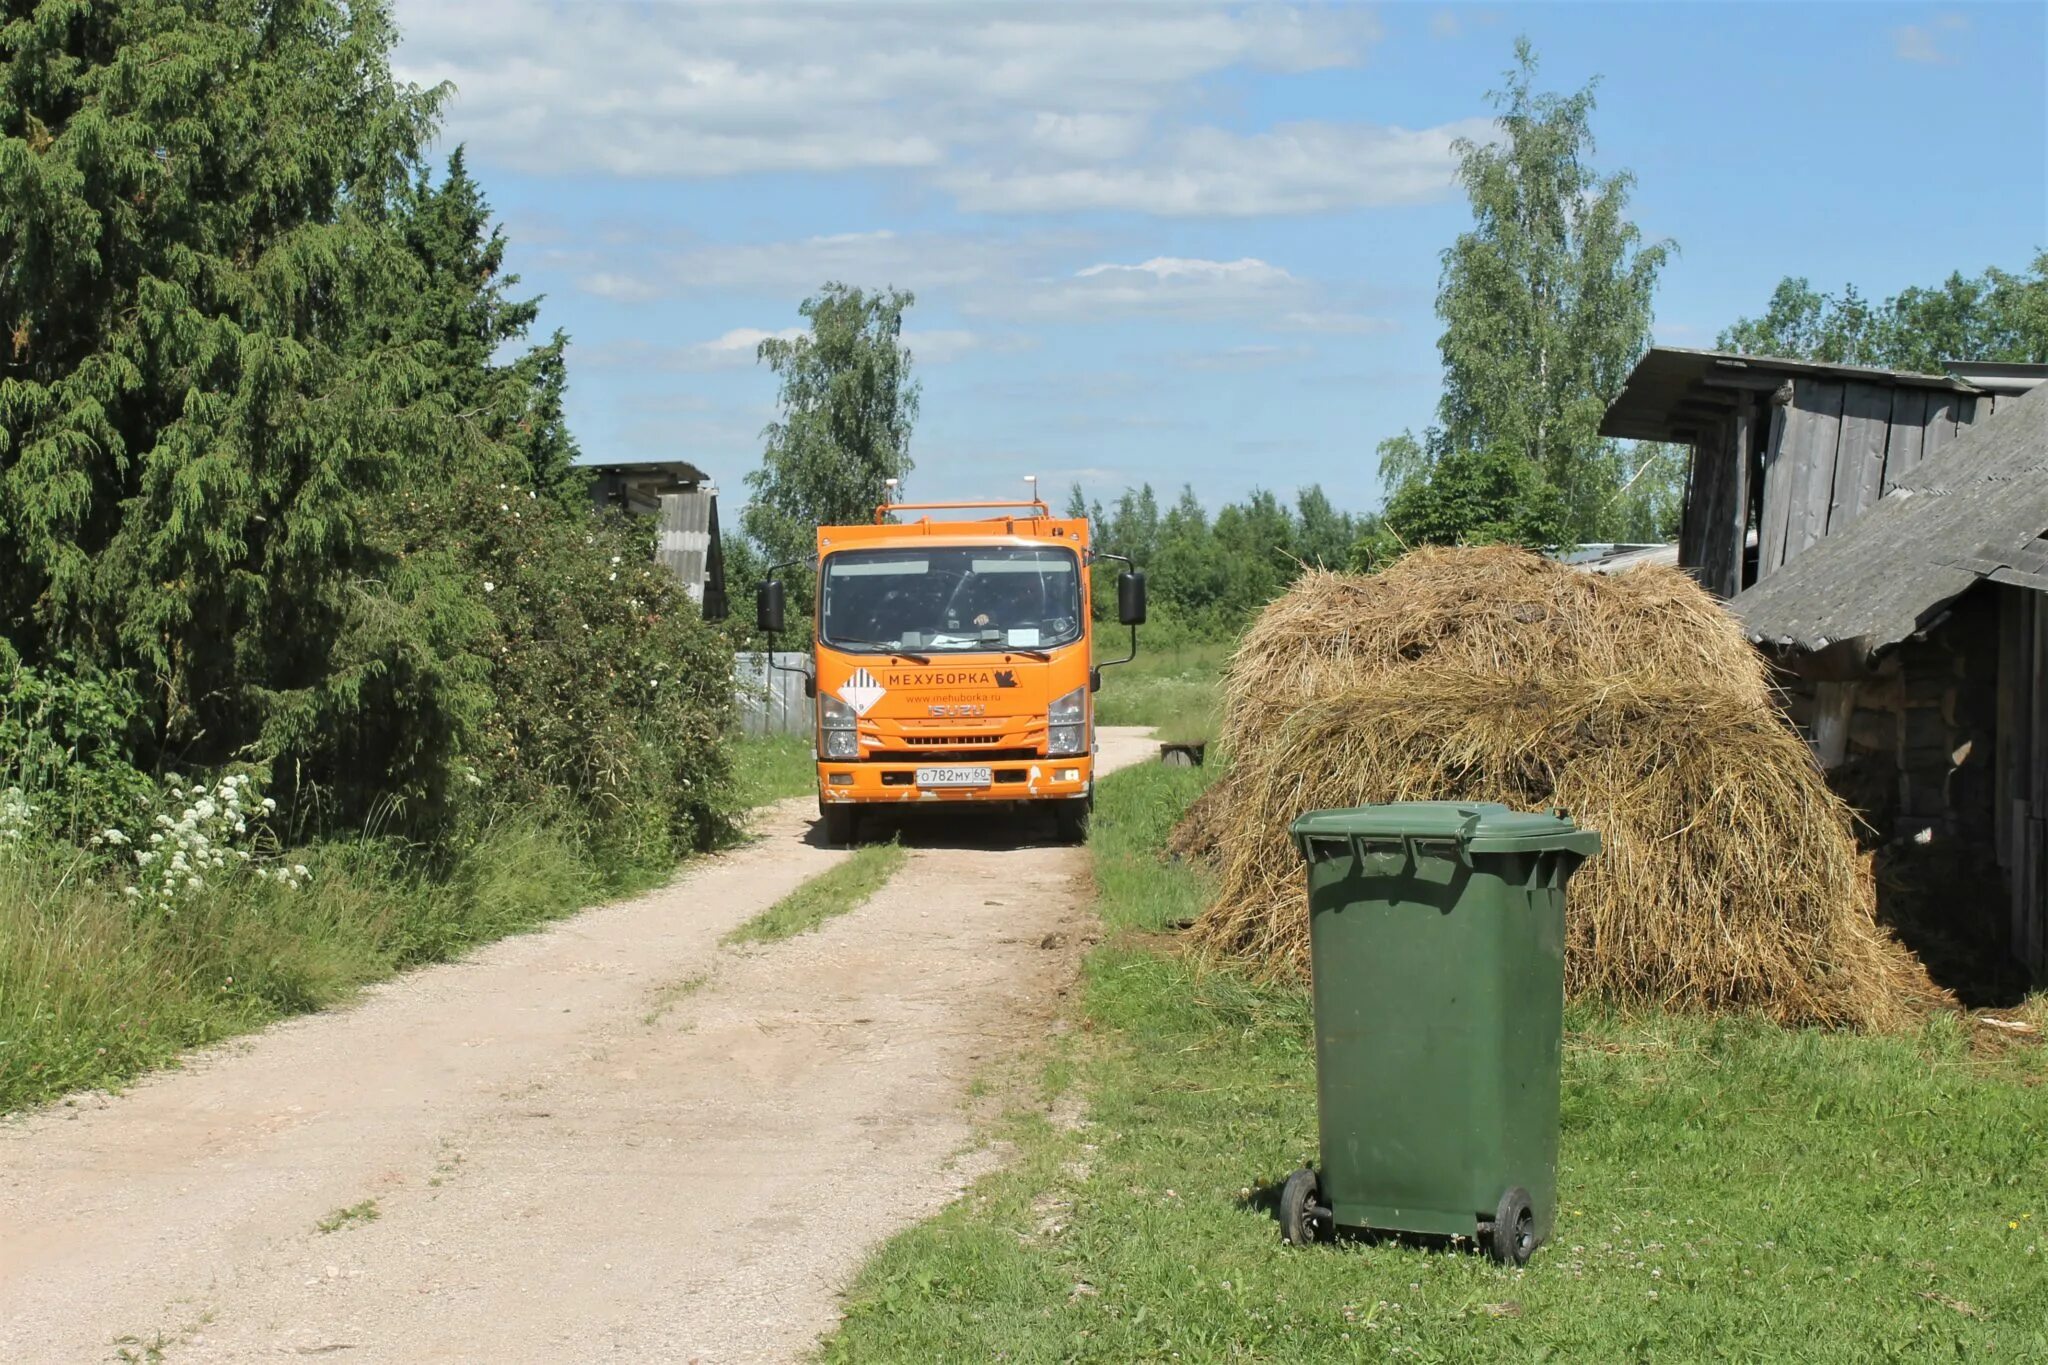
734,652,812,737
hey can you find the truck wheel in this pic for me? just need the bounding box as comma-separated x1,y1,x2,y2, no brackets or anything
1280,1166,1330,1245
1485,1186,1535,1266
1052,798,1091,844
820,803,859,846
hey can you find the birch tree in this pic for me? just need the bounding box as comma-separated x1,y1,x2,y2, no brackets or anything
1380,40,1677,544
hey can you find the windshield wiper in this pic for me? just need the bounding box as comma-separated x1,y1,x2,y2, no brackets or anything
830,640,931,663
1005,647,1053,661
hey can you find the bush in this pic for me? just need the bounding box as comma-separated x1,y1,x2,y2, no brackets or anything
299,478,738,869
0,646,154,838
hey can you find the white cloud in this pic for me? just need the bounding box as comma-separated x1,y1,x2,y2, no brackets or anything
1277,309,1398,335
697,326,806,359
1023,255,1299,317
388,2,1487,219
903,329,1000,365
944,119,1492,216
1893,14,1968,65
571,325,997,373
1012,255,1386,331
552,226,1098,310
1077,256,1294,286
1175,343,1316,371
577,270,661,302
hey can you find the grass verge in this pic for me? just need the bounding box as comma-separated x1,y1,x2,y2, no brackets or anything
724,841,907,947
729,732,817,811
1,735,817,1117
0,811,622,1113
1093,644,1227,744
821,763,2048,1363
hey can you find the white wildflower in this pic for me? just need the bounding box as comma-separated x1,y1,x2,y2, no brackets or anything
293,864,309,878
483,581,497,594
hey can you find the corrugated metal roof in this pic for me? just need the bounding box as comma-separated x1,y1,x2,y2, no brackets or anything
1557,543,1681,574
1729,382,2048,658
1600,347,1980,444
1943,360,2048,396
582,458,709,485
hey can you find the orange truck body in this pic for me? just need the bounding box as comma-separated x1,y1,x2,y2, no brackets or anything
807,498,1108,832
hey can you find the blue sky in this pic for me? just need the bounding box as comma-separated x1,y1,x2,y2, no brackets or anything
390,1,2047,515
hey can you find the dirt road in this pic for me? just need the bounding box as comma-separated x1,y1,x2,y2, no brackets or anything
0,728,1157,1363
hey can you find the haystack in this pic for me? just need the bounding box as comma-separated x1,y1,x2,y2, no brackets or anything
1186,547,1938,1029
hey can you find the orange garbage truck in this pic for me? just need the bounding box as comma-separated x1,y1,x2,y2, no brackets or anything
754,480,1146,845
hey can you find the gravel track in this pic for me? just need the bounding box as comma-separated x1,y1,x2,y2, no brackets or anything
0,728,1157,1363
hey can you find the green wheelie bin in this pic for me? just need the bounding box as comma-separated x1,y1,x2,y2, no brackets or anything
1279,802,1600,1266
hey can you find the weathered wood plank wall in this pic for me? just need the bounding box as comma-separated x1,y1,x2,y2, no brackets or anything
1739,381,1997,591
1994,585,2048,982
2025,589,2048,979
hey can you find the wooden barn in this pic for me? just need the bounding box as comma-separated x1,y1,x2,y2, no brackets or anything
583,457,727,617
1609,360,2048,984
1600,348,2032,599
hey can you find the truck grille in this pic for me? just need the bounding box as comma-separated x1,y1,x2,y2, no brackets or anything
901,734,999,747
870,746,1041,763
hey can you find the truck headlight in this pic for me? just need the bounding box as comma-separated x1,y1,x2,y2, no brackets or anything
1047,686,1087,756
820,694,859,759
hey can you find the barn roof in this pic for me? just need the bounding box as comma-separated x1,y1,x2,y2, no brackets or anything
1730,382,2048,658
1599,347,1981,444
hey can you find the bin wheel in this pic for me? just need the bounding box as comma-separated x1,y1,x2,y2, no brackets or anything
820,803,859,846
1485,1186,1536,1266
1279,1167,1331,1246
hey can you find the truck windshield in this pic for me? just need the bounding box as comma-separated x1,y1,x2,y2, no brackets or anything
820,546,1084,654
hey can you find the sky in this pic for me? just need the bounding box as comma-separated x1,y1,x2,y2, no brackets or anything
389,1,2048,516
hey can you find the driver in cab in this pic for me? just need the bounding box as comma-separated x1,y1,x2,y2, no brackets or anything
970,575,1037,632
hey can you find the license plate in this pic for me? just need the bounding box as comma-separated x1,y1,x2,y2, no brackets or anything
916,765,993,789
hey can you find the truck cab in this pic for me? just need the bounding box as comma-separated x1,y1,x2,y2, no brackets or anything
756,489,1144,844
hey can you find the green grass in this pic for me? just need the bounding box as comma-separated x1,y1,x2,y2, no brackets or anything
1,735,819,1117
1094,643,1227,744
821,764,2048,1363
723,841,908,946
0,813,620,1113
729,733,817,811
316,1199,381,1234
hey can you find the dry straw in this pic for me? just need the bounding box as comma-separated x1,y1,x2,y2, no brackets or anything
1185,546,1939,1029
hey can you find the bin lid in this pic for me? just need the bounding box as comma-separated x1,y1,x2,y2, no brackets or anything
1289,801,1600,855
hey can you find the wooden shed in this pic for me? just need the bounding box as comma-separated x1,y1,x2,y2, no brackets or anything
583,458,727,617
1600,348,2026,599
1724,384,2048,983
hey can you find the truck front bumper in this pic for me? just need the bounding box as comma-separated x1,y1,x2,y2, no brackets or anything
819,756,1092,803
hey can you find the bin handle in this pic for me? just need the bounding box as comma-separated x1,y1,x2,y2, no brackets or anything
1410,836,1471,868
1301,835,1352,865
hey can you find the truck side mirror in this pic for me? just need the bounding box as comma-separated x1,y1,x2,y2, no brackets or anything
756,579,786,634
1118,570,1147,627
